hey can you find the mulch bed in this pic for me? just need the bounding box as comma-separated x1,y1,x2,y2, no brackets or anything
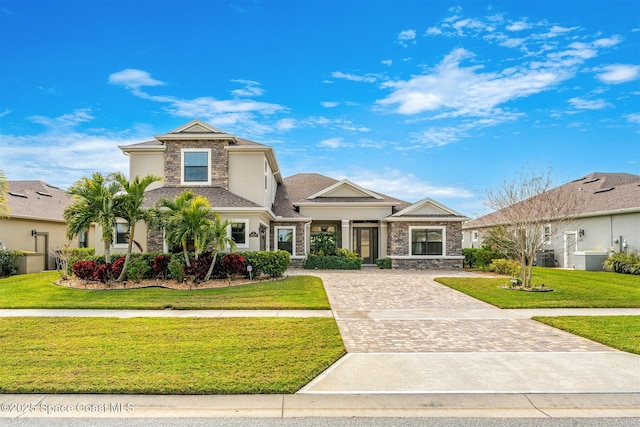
55,276,271,290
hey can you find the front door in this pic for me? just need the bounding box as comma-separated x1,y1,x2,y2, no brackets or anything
355,227,378,265
564,232,577,269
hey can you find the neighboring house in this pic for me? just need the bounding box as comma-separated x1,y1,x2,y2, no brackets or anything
118,119,469,269
462,172,640,270
0,181,85,272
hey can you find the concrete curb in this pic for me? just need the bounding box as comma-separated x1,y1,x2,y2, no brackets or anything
1,393,638,418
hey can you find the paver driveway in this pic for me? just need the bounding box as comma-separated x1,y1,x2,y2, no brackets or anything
293,269,640,394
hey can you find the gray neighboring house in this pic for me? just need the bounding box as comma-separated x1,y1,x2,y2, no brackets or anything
0,181,82,272
119,119,469,269
462,172,640,270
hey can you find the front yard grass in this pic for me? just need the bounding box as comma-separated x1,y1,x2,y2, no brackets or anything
534,316,640,355
0,317,346,394
0,272,329,309
435,267,640,309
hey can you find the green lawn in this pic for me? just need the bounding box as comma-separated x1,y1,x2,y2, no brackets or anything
0,272,330,309
0,317,345,394
534,316,640,355
435,267,640,309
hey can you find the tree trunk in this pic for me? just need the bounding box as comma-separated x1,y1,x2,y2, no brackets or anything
117,223,135,282
182,241,191,267
204,250,218,281
103,240,111,264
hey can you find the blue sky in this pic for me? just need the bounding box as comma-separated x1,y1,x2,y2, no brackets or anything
1,0,639,216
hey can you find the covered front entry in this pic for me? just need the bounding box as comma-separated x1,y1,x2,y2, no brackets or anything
354,227,378,265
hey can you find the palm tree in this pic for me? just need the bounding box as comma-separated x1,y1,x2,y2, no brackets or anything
158,192,215,266
204,212,236,281
0,169,9,218
157,190,197,267
65,173,122,263
111,172,162,282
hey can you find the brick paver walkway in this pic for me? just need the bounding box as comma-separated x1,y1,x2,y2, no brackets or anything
293,269,613,354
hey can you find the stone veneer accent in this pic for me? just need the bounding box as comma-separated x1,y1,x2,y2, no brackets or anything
147,230,164,253
164,140,230,188
387,221,463,270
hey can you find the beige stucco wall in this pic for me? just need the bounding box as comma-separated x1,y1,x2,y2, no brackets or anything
299,206,393,221
228,152,273,208
0,217,82,271
128,152,165,190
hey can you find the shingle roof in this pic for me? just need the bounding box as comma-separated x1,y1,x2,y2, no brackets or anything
464,172,640,229
143,186,262,209
6,181,72,222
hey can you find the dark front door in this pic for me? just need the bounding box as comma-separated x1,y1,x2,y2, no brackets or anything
355,227,378,265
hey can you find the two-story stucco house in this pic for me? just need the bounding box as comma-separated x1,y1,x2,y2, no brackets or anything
117,119,468,269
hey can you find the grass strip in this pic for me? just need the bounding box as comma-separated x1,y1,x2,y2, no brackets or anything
533,315,640,355
0,272,329,309
435,267,640,309
0,317,346,394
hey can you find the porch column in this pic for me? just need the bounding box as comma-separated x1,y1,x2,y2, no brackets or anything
304,221,311,256
341,220,350,250
380,222,388,258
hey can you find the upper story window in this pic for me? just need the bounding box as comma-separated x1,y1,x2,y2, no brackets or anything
181,149,211,185
410,226,445,256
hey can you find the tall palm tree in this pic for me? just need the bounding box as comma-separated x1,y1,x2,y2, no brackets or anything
0,169,9,218
158,192,215,266
204,212,236,281
65,173,122,263
111,172,162,282
157,190,197,267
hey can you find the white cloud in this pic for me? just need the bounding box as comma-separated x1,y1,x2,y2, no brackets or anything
0,110,138,188
331,71,379,83
569,97,610,110
381,59,392,66
0,108,11,118
596,64,640,84
318,137,344,148
342,168,474,201
625,113,640,125
321,101,339,108
398,29,416,40
425,26,442,36
275,118,298,130
593,35,623,48
377,47,566,117
506,20,530,31
108,69,164,89
230,80,265,97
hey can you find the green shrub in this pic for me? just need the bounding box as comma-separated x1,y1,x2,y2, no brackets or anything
375,258,392,269
604,251,640,275
241,250,290,278
167,255,186,282
63,247,95,274
125,257,151,283
304,248,361,270
488,258,521,277
310,232,338,256
463,247,504,270
0,250,21,277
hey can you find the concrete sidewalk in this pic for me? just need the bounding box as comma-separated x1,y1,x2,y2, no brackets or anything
1,393,638,418
0,309,332,318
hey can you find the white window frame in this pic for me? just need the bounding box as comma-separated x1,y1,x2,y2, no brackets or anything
409,226,446,257
227,219,250,249
181,148,211,186
114,220,129,249
472,230,479,242
275,226,295,256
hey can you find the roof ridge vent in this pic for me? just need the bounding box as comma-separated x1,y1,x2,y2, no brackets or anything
36,191,52,197
8,191,28,198
584,178,600,184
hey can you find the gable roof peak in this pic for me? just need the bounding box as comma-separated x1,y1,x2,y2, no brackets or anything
154,119,237,142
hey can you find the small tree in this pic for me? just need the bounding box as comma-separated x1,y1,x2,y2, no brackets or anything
111,172,162,282
482,169,582,288
156,190,197,267
204,212,236,281
65,173,121,264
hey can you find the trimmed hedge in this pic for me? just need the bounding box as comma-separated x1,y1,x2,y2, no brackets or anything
604,251,640,275
304,249,361,270
0,250,21,277
463,247,504,270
